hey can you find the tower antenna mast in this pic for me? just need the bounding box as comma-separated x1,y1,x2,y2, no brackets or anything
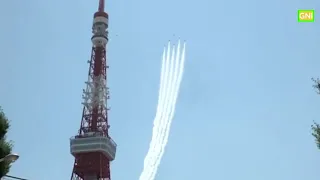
69,0,117,179
98,0,104,12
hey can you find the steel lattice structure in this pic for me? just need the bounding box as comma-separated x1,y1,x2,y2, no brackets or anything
69,1,117,180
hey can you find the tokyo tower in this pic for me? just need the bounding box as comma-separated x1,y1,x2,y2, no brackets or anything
69,0,117,180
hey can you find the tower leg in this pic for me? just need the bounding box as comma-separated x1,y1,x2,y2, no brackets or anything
84,174,98,180
71,173,83,180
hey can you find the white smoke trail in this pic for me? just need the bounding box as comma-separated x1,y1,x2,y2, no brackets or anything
148,41,186,180
147,41,186,180
152,43,176,160
139,40,186,180
152,43,173,156
145,43,177,180
148,42,179,167
139,42,173,180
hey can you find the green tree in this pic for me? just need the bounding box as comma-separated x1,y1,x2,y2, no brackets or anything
0,107,13,178
311,78,320,150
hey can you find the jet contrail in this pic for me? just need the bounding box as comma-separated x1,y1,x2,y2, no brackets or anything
152,42,176,161
147,41,186,180
149,42,179,167
141,43,173,180
144,41,186,180
140,43,171,180
152,42,173,155
139,40,186,180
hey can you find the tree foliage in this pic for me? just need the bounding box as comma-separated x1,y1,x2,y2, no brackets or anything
312,78,320,150
0,107,13,178
311,121,320,149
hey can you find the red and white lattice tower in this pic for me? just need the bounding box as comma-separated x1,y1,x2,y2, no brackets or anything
69,0,117,180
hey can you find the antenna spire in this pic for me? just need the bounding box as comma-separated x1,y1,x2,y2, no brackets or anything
98,0,105,12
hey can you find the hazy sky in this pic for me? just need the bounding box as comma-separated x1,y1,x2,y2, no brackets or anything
0,0,320,179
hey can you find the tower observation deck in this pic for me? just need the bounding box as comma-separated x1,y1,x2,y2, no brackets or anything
69,1,117,180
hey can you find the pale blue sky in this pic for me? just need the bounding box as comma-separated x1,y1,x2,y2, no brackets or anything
0,0,320,179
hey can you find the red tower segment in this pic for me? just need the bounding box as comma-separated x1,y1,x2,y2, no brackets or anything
69,1,117,180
